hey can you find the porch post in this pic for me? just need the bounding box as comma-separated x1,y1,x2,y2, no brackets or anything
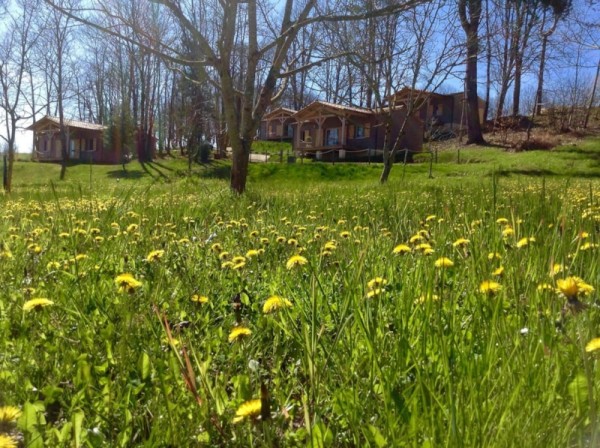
316,109,323,147
341,116,346,146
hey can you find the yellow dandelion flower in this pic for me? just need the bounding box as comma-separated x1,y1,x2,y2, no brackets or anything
367,277,387,290
263,295,292,313
286,255,308,269
422,248,435,256
233,260,246,270
191,295,209,304
211,243,223,253
0,250,13,259
221,261,234,269
324,241,337,251
409,234,424,244
492,266,504,276
340,231,351,239
516,237,533,248
27,244,42,254
574,277,595,296
23,298,54,312
585,338,600,353
228,326,252,343
276,236,286,244
496,218,509,225
479,280,502,295
245,249,259,259
537,283,554,291
556,277,579,298
550,263,563,276
115,273,142,293
393,244,412,255
260,238,270,245
146,249,165,262
0,434,18,448
233,399,262,423
0,405,22,423
434,257,454,268
250,230,259,237
425,215,437,222
488,252,502,260
452,238,470,248
219,251,230,261
366,288,383,299
416,243,433,252
501,227,514,238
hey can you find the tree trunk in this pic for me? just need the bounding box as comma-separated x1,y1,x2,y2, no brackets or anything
534,34,549,116
459,0,485,145
5,149,14,193
230,138,251,194
583,59,600,129
483,0,491,122
465,30,485,144
512,54,523,116
379,119,393,184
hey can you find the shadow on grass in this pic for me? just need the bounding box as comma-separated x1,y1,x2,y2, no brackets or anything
491,167,600,178
196,160,231,180
106,169,145,179
493,168,556,177
140,161,171,181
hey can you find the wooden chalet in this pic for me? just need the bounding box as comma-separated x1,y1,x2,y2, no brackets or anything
259,107,296,141
27,115,116,164
389,87,486,134
292,101,423,161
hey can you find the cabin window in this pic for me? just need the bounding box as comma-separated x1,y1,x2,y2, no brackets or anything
302,130,311,142
287,124,293,137
325,128,339,146
355,126,365,138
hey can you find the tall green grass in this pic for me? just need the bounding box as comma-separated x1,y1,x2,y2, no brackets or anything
0,144,599,447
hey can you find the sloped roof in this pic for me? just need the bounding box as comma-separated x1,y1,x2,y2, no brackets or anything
26,115,106,131
263,107,297,120
294,101,373,120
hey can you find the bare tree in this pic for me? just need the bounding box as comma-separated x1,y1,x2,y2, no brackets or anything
37,0,79,180
533,0,571,116
0,0,40,192
458,0,486,144
44,0,427,193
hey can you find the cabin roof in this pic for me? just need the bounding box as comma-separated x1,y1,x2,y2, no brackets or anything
263,107,297,120
26,115,106,132
294,101,373,120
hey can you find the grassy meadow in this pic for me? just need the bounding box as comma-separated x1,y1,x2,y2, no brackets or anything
1,139,600,447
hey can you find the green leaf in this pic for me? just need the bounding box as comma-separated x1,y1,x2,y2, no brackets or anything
18,401,44,448
138,352,151,380
309,422,333,448
367,424,387,448
72,409,85,448
568,373,589,418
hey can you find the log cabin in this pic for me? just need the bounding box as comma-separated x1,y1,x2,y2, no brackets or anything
27,116,117,164
258,107,296,141
389,88,486,136
292,101,423,161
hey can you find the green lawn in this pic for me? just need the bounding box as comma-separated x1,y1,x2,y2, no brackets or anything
0,137,599,447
